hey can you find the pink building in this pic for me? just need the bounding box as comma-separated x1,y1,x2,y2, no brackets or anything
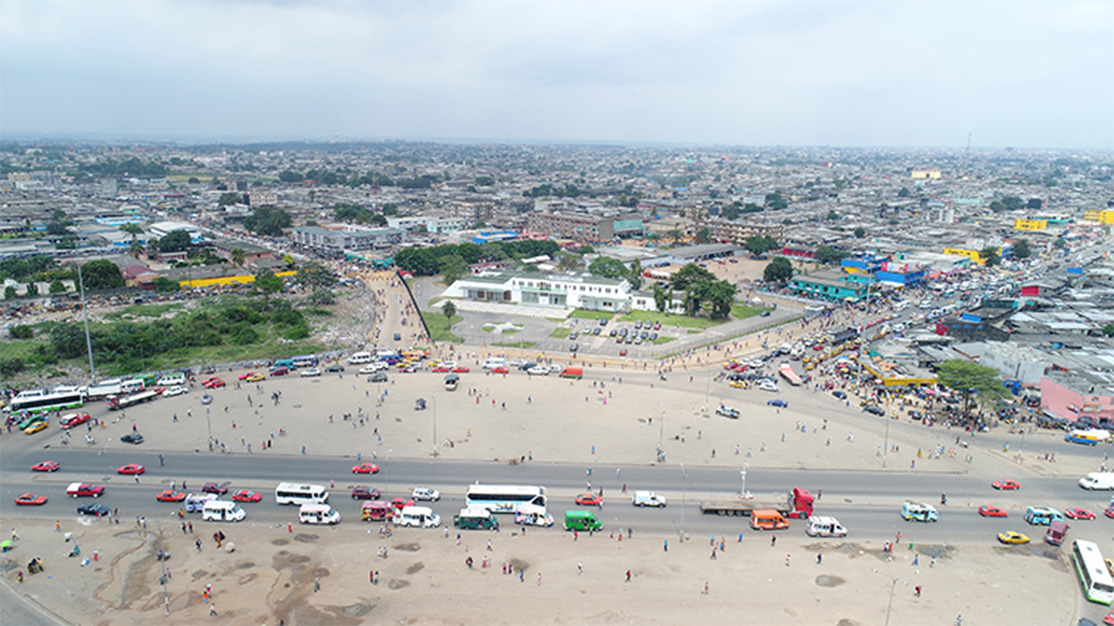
1040,375,1114,424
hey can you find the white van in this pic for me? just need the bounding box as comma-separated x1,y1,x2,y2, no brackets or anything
185,493,218,513
396,505,441,528
202,500,246,523
120,378,146,394
157,372,186,386
347,352,372,365
806,515,847,537
632,491,667,508
298,503,341,525
1078,472,1114,490
482,357,506,370
893,301,909,312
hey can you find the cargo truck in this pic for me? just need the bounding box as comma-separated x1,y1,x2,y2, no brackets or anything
699,488,814,518
105,389,160,410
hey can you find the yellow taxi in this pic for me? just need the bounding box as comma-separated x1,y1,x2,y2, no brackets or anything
244,372,266,382
24,419,49,435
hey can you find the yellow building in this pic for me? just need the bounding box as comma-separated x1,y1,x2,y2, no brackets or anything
1013,218,1047,231
1084,209,1114,225
911,170,942,180
943,248,987,265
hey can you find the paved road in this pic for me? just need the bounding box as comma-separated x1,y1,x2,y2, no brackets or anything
4,448,1109,546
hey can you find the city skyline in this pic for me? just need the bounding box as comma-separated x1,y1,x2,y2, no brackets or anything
1,0,1112,150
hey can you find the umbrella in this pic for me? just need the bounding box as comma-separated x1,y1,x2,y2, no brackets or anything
1,539,12,552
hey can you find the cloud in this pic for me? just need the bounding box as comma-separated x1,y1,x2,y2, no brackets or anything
1,0,1110,148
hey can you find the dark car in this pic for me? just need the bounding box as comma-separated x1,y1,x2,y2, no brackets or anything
351,486,381,500
767,399,789,408
609,329,617,337
832,390,847,400
570,343,579,352
202,482,228,495
863,406,885,416
760,310,772,317
368,372,388,383
326,364,345,373
78,503,111,517
121,433,144,445
519,362,537,371
270,367,290,376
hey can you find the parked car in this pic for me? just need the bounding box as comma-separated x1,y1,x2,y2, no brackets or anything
325,364,345,373
78,503,111,517
412,487,441,501
232,490,263,503
767,399,788,408
202,482,229,495
300,368,322,378
351,486,381,500
121,433,144,445
163,385,189,397
863,406,885,416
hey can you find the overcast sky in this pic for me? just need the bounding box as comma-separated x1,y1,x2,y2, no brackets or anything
1,0,1111,149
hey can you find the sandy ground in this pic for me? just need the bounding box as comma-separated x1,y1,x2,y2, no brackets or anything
0,514,1076,626
0,269,1099,625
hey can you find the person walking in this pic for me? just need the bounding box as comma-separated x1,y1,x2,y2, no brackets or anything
817,553,822,565
625,570,631,582
314,577,320,592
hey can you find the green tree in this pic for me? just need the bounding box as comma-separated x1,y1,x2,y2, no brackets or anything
705,280,739,319
295,261,336,289
26,281,39,296
153,277,180,293
666,228,683,244
826,210,839,221
721,204,742,220
1012,239,1031,260
652,282,668,312
935,360,1011,421
253,269,284,310
628,258,643,291
763,257,794,283
442,300,457,321
309,287,335,305
49,279,67,294
4,286,15,299
0,358,24,377
119,223,144,240
670,263,716,291
813,245,850,265
243,206,292,237
1103,323,1114,337
588,256,628,279
898,187,911,198
231,247,246,267
218,192,243,206
80,259,124,290
854,227,866,238
129,240,145,259
278,170,303,183
439,254,468,285
979,246,1001,268
1053,238,1067,249
744,235,779,256
694,227,712,244
187,176,201,184
9,324,34,339
158,230,192,252
764,193,788,210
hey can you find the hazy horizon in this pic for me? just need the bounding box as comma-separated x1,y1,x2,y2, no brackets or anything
2,1,1112,151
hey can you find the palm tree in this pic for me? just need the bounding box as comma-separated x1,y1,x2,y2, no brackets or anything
442,300,457,321
128,240,144,260
231,248,246,268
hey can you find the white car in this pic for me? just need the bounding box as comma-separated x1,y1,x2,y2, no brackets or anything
299,368,322,378
546,364,565,374
163,385,189,397
411,487,441,501
757,381,780,393
527,366,549,376
358,364,386,375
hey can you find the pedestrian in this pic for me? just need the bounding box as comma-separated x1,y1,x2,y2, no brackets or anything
930,556,936,568
519,569,524,583
817,553,822,565
625,570,631,582
771,535,777,547
486,539,493,551
209,604,217,617
914,585,921,597
188,522,193,533
786,553,791,566
55,520,60,533
913,554,919,566
663,539,668,552
537,572,542,586
577,563,583,575
196,538,202,552
314,576,320,592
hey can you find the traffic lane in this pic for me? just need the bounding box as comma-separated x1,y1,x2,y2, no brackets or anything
2,448,1093,508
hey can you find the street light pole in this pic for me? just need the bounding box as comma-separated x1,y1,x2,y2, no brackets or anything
76,262,97,384
680,463,686,540
883,415,890,469
431,396,438,458
872,568,918,626
206,405,212,452
740,463,748,497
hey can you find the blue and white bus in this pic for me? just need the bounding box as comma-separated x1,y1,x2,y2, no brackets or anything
291,354,318,368
1072,539,1114,605
465,485,547,514
5,386,87,416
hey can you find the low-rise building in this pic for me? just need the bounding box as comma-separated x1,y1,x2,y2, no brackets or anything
442,270,632,312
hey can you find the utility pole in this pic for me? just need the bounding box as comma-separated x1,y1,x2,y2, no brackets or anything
77,263,96,384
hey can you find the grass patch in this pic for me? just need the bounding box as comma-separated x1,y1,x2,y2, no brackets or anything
549,327,572,339
306,308,332,316
618,309,724,329
545,317,565,322
103,303,183,320
426,313,464,343
494,341,535,348
652,336,677,345
730,303,769,320
499,328,522,334
1,339,40,361
568,309,613,321
686,329,701,334
427,297,444,308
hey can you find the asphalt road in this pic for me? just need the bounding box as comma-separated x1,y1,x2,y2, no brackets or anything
3,448,1110,547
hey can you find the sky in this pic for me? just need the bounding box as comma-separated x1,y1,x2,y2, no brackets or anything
1,0,1112,149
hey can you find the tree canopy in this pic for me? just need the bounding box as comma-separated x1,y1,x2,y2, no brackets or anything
395,240,559,275
763,257,794,283
80,259,124,290
243,206,292,237
979,246,1001,267
813,245,850,265
1012,239,1032,260
669,263,716,292
935,359,1011,419
157,230,192,252
744,235,779,256
588,256,628,280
